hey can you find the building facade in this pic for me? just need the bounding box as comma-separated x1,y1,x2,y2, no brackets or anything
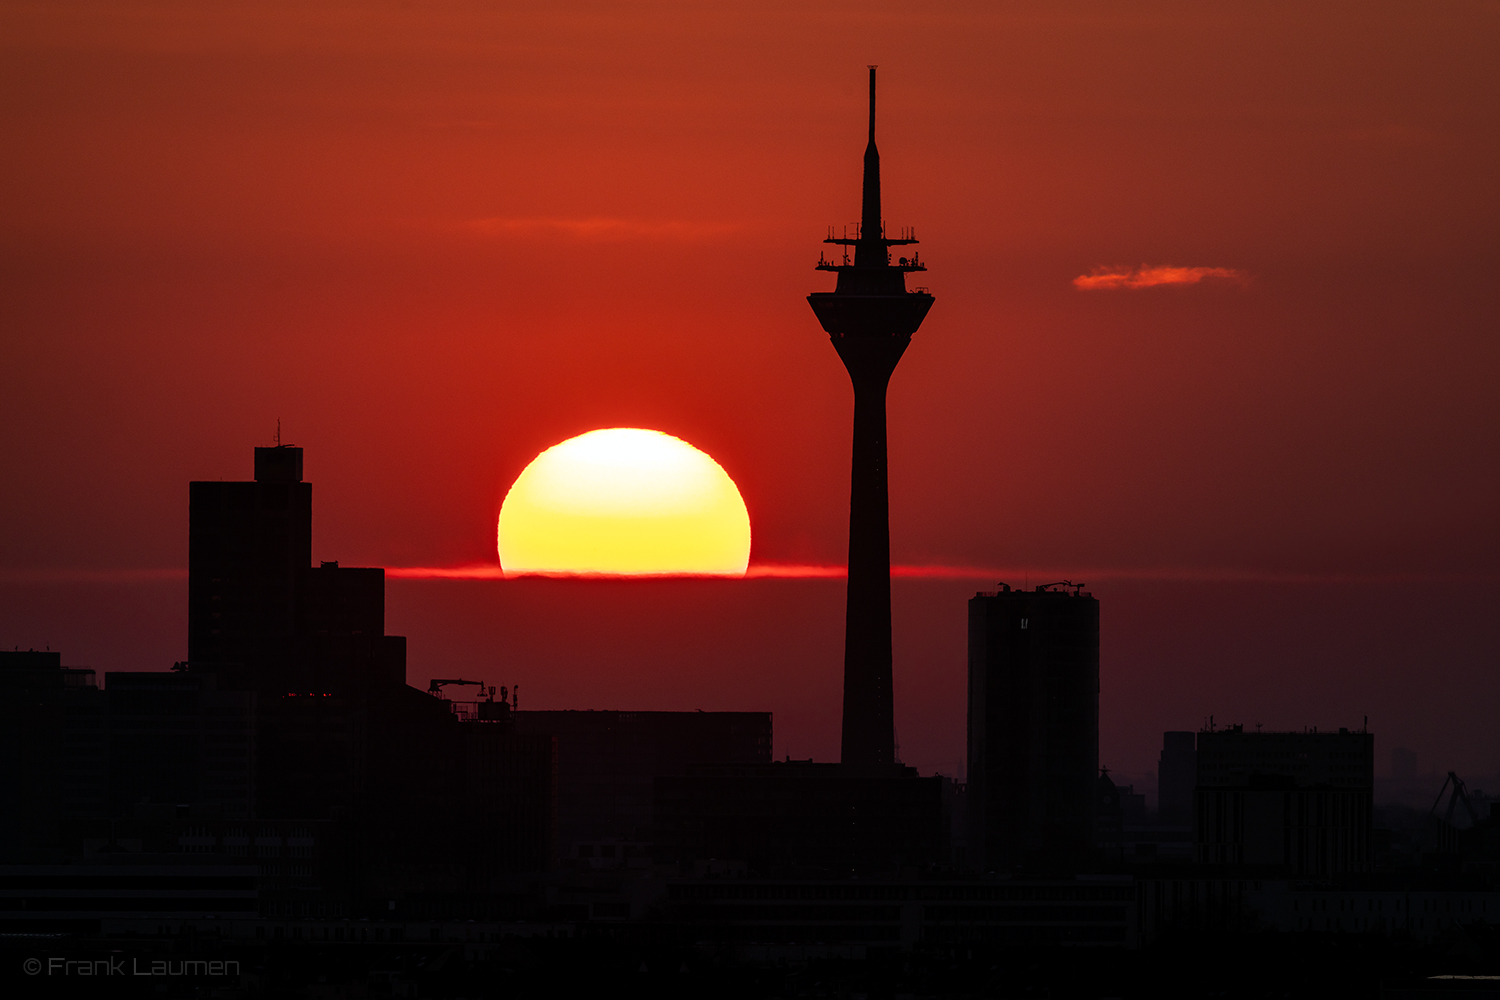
1195,727,1374,875
967,585,1100,870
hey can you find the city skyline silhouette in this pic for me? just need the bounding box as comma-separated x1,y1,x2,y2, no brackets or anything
3,7,1499,992
4,5,1496,788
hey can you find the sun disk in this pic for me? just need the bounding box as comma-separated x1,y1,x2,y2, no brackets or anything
497,428,751,577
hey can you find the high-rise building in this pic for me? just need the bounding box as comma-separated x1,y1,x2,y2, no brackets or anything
1158,731,1197,825
188,446,313,690
967,584,1100,869
807,67,934,771
182,446,551,891
1195,726,1374,874
188,447,404,694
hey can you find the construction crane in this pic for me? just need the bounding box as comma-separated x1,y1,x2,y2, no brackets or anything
1428,771,1480,828
427,678,485,698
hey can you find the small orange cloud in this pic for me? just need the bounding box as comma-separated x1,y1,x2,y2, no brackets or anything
1073,265,1248,290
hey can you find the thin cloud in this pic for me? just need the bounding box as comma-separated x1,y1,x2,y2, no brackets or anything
1073,265,1249,291
461,217,741,243
381,563,1494,586
3,564,1487,586
386,564,506,580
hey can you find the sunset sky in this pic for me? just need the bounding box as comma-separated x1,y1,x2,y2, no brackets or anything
3,1,1497,787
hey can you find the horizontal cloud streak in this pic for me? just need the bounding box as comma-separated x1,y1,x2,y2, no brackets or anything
382,563,1495,586
387,564,506,580
4,565,1489,586
461,216,741,242
1073,265,1248,290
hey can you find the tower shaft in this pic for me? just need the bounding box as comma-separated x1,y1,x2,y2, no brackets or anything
837,343,904,769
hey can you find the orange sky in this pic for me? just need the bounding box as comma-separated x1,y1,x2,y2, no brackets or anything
3,1,1497,782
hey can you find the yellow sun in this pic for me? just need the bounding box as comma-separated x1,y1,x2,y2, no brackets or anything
497,428,751,577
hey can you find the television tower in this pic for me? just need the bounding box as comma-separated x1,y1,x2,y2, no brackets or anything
808,67,934,771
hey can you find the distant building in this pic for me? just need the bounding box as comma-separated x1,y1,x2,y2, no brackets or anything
1118,784,1147,825
0,650,103,855
461,718,558,877
654,761,946,872
656,874,1135,956
104,671,256,822
1097,771,1124,861
510,710,770,863
1196,726,1374,874
1157,731,1196,826
0,858,258,935
967,584,1100,870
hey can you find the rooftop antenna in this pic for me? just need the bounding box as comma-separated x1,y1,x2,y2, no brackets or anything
275,419,281,447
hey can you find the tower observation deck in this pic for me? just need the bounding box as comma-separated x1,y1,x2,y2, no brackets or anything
808,67,935,771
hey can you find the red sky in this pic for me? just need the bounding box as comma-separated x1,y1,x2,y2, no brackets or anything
2,1,1497,789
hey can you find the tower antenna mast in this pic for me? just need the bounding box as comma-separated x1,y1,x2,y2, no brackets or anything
807,67,934,771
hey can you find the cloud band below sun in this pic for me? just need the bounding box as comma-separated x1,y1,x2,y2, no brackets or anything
377,563,1493,586
0,565,1487,586
1073,265,1248,290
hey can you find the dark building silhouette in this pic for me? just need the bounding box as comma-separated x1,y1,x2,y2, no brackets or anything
1158,731,1197,825
296,561,407,690
1096,770,1125,862
0,447,558,911
807,67,934,771
1195,726,1373,874
462,716,558,877
0,651,104,856
104,671,256,822
510,710,769,864
967,584,1100,870
189,446,405,696
654,761,945,872
655,874,1135,954
188,446,313,690
0,858,258,935
1119,784,1147,825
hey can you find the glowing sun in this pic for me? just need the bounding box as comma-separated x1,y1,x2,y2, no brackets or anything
497,428,751,577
